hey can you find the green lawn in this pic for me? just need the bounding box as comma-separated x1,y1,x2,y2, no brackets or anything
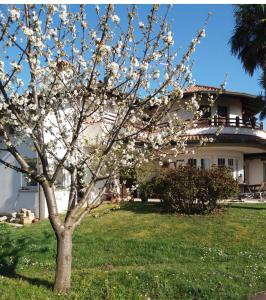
0,203,266,300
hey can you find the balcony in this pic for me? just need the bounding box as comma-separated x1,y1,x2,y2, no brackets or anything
196,116,263,130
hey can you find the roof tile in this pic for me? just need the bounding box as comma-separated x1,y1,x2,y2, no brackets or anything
184,84,223,93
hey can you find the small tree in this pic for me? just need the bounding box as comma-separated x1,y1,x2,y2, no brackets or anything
0,4,210,293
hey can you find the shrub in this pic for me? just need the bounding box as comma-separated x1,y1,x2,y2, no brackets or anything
119,162,160,201
144,166,239,214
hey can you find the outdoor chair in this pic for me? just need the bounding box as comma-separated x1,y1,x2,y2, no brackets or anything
239,182,266,201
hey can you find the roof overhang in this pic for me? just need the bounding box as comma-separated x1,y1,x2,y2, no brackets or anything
187,133,266,149
244,153,266,160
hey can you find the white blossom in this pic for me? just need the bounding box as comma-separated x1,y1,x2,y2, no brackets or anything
48,28,57,38
131,57,139,67
140,62,149,72
109,62,119,75
152,69,160,79
164,73,170,81
81,21,87,29
139,21,145,29
173,87,184,99
10,61,22,71
163,31,174,45
110,15,120,24
10,8,20,21
59,5,68,25
153,52,161,60
25,128,32,135
199,28,206,38
0,61,4,71
22,27,34,37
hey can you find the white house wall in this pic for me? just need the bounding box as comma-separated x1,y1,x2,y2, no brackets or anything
187,127,266,140
212,97,242,120
0,144,37,214
171,148,244,179
245,159,264,185
52,190,69,218
0,137,70,218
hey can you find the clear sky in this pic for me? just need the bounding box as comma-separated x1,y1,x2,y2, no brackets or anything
119,4,264,126
124,4,261,96
2,4,262,97
1,4,262,97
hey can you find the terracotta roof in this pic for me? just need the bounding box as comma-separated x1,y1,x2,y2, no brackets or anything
184,84,223,93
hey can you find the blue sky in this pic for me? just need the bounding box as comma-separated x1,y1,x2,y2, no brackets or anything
126,4,262,96
3,4,262,96
119,4,264,125
1,4,262,97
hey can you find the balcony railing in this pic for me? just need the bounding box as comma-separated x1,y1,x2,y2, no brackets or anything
196,116,263,130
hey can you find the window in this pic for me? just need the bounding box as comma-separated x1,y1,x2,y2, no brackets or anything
201,158,212,170
199,105,211,119
22,158,37,187
55,167,66,188
169,162,176,169
188,158,197,168
198,105,211,127
218,158,225,167
217,106,228,126
176,160,184,167
228,159,234,172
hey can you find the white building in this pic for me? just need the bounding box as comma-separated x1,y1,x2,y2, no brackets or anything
0,140,69,219
171,85,266,185
0,84,265,217
0,109,117,219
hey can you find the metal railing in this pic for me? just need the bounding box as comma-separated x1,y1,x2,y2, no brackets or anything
196,116,263,130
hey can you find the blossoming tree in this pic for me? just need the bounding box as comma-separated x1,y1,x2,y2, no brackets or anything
0,4,208,293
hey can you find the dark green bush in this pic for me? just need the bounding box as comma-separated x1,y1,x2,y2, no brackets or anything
144,166,239,214
119,162,160,201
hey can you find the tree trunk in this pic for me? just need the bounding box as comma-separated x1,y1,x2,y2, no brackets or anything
53,229,73,294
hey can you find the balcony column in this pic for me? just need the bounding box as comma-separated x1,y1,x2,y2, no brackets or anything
236,116,240,127
250,117,256,128
213,115,218,126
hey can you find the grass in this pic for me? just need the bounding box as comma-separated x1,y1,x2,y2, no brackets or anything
0,202,266,299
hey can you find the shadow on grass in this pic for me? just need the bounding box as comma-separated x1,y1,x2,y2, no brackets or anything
229,204,266,211
0,227,53,290
120,202,265,216
119,202,166,214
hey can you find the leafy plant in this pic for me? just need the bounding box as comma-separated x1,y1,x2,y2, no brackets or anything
143,166,239,214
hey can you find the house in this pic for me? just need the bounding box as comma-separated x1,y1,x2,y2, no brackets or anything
0,107,117,219
0,105,74,219
170,85,266,185
0,84,265,217
0,140,70,219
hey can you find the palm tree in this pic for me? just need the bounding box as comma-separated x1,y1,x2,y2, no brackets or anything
230,5,266,118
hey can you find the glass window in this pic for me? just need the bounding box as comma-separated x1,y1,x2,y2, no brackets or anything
201,158,212,170
228,159,234,172
55,167,66,188
23,158,37,187
199,105,211,118
176,160,184,167
188,158,197,168
217,106,228,126
218,158,225,167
